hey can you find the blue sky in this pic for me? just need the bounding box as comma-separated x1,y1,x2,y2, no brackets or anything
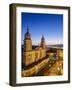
21,12,63,45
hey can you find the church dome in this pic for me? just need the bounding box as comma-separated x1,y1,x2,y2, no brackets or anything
40,35,46,49
41,35,45,41
25,26,31,39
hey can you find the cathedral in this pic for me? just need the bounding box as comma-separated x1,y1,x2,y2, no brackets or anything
22,26,46,66
22,26,63,77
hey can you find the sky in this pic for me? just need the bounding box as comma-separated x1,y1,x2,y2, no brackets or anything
21,12,63,45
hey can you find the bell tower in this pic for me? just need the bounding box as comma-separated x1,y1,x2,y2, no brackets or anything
40,35,46,49
23,26,32,51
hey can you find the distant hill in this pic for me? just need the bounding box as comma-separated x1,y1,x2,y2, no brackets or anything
46,44,63,48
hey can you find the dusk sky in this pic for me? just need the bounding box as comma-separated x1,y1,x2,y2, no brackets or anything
21,12,63,45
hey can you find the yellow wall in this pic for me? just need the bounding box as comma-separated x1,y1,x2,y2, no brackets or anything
35,50,40,62
23,47,46,66
23,50,35,66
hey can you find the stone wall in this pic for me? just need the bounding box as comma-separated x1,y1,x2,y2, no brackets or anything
23,48,46,66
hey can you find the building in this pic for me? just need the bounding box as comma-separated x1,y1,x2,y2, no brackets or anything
22,26,63,77
57,48,63,60
22,26,46,66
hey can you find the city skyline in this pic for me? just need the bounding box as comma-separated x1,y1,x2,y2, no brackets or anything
21,12,63,45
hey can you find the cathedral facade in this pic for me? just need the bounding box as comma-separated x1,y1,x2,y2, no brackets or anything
22,26,63,77
22,26,46,66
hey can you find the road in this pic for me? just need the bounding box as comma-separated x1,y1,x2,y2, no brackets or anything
35,60,63,76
